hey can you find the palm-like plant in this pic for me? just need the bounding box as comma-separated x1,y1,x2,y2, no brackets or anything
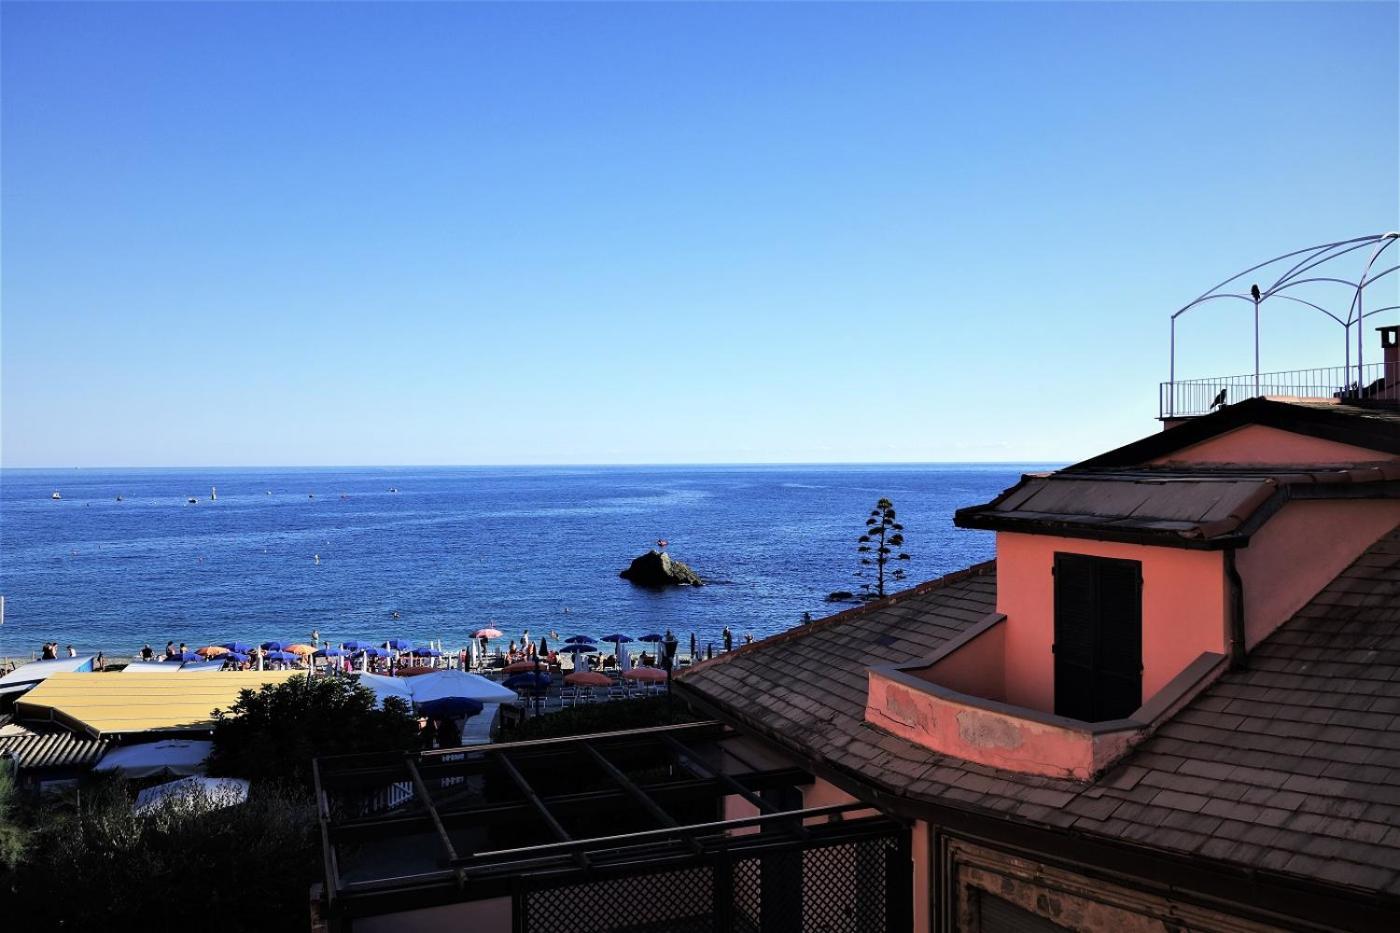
857,497,911,598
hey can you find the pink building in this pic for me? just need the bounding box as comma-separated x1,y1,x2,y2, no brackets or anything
678,340,1400,931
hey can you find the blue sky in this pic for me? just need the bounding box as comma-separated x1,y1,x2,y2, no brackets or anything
3,2,1397,467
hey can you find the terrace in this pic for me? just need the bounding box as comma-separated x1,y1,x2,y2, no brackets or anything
314,721,909,932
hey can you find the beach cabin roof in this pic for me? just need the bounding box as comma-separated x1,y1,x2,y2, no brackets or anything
0,729,109,772
0,655,96,698
14,671,298,738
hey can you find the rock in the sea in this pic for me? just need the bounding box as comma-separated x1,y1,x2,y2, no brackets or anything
825,590,856,603
620,550,703,587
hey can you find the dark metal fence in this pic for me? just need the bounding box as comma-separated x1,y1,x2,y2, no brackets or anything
1159,362,1391,418
517,826,909,933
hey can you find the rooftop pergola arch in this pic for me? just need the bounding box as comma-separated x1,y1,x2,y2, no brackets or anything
1169,233,1400,395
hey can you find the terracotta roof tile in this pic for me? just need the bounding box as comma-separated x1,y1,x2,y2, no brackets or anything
677,524,1400,899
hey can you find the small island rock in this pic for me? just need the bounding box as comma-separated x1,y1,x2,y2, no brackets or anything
620,550,703,587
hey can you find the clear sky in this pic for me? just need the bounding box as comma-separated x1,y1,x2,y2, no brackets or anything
3,1,1397,467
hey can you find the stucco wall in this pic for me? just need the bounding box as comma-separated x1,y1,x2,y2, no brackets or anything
1150,423,1393,465
1237,501,1400,649
995,533,1227,713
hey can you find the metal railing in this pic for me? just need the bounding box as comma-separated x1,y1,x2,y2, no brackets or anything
1160,362,1394,418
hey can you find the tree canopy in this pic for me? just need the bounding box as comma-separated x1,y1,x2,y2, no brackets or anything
208,674,418,788
856,497,911,599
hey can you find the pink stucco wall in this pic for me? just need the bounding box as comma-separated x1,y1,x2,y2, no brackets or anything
865,670,1139,780
1237,501,1400,649
923,620,1006,702
1150,423,1394,465
995,533,1227,714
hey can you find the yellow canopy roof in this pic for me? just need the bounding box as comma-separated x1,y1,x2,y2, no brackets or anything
16,671,300,738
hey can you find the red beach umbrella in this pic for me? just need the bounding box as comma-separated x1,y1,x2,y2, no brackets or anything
503,659,543,674
474,628,503,639
622,667,666,683
564,671,612,687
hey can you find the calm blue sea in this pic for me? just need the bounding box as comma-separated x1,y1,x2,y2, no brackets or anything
0,465,1041,659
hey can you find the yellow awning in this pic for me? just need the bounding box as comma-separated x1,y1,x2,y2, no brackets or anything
16,671,301,738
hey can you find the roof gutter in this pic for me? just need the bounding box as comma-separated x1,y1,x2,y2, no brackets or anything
1224,548,1247,669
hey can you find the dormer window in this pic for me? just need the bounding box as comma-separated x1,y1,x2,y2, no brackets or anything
1052,553,1142,722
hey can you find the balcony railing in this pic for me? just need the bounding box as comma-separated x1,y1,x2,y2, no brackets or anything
1160,363,1393,418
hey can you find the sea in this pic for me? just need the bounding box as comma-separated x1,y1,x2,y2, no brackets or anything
0,465,1047,660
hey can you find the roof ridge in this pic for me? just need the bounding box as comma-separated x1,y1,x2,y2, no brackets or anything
677,560,996,677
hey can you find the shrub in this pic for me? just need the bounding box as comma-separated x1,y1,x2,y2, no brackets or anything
505,695,695,741
208,674,418,789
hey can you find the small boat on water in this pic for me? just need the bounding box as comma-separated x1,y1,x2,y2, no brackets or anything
187,497,197,505
389,487,398,493
116,495,123,502
50,491,61,500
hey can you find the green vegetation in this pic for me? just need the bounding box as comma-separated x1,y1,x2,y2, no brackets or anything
208,674,419,788
4,776,316,932
0,676,419,930
504,695,696,741
857,497,910,598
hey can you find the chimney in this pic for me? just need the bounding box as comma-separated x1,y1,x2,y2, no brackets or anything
1380,325,1400,401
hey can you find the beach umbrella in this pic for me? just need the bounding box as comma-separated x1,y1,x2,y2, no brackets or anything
409,646,441,657
473,628,503,640
564,671,612,687
689,633,697,658
264,650,299,663
502,672,551,691
353,647,388,658
260,641,286,651
416,696,485,719
314,647,344,658
638,633,664,643
221,642,253,654
539,636,549,657
221,652,250,664
286,644,316,656
623,667,667,683
564,644,597,654
564,635,596,644
385,638,412,651
503,659,543,674
601,634,633,644
341,640,374,651
195,646,229,658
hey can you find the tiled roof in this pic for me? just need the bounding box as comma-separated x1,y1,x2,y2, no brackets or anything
955,465,1400,546
1076,398,1400,469
676,525,1400,899
0,729,110,771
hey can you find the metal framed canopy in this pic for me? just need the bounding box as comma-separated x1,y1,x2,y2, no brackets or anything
313,721,904,926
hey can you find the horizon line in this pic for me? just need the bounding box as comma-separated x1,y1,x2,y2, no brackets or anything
0,458,1067,471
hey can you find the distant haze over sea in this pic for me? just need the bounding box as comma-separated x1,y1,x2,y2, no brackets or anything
0,465,1050,659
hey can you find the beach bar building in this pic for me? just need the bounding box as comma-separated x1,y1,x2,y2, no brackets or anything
315,323,1400,932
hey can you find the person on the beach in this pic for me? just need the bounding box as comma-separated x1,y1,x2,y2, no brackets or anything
66,645,76,658
722,627,732,652
95,652,105,670
141,644,154,661
165,641,175,660
178,642,188,657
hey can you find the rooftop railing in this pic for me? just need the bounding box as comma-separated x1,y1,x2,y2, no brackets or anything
1160,362,1392,419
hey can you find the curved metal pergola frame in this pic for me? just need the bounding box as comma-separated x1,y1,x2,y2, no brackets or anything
1169,232,1400,395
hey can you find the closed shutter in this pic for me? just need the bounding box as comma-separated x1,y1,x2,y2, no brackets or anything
1053,553,1143,722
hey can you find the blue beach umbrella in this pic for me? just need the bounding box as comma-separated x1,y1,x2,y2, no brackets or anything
314,647,344,658
410,646,441,657
417,696,485,718
502,672,552,691
564,635,596,644
221,642,253,653
264,650,299,662
260,641,286,651
352,647,388,658
341,640,374,651
385,638,412,651
638,633,664,643
173,651,203,663
601,634,633,644
221,652,250,664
